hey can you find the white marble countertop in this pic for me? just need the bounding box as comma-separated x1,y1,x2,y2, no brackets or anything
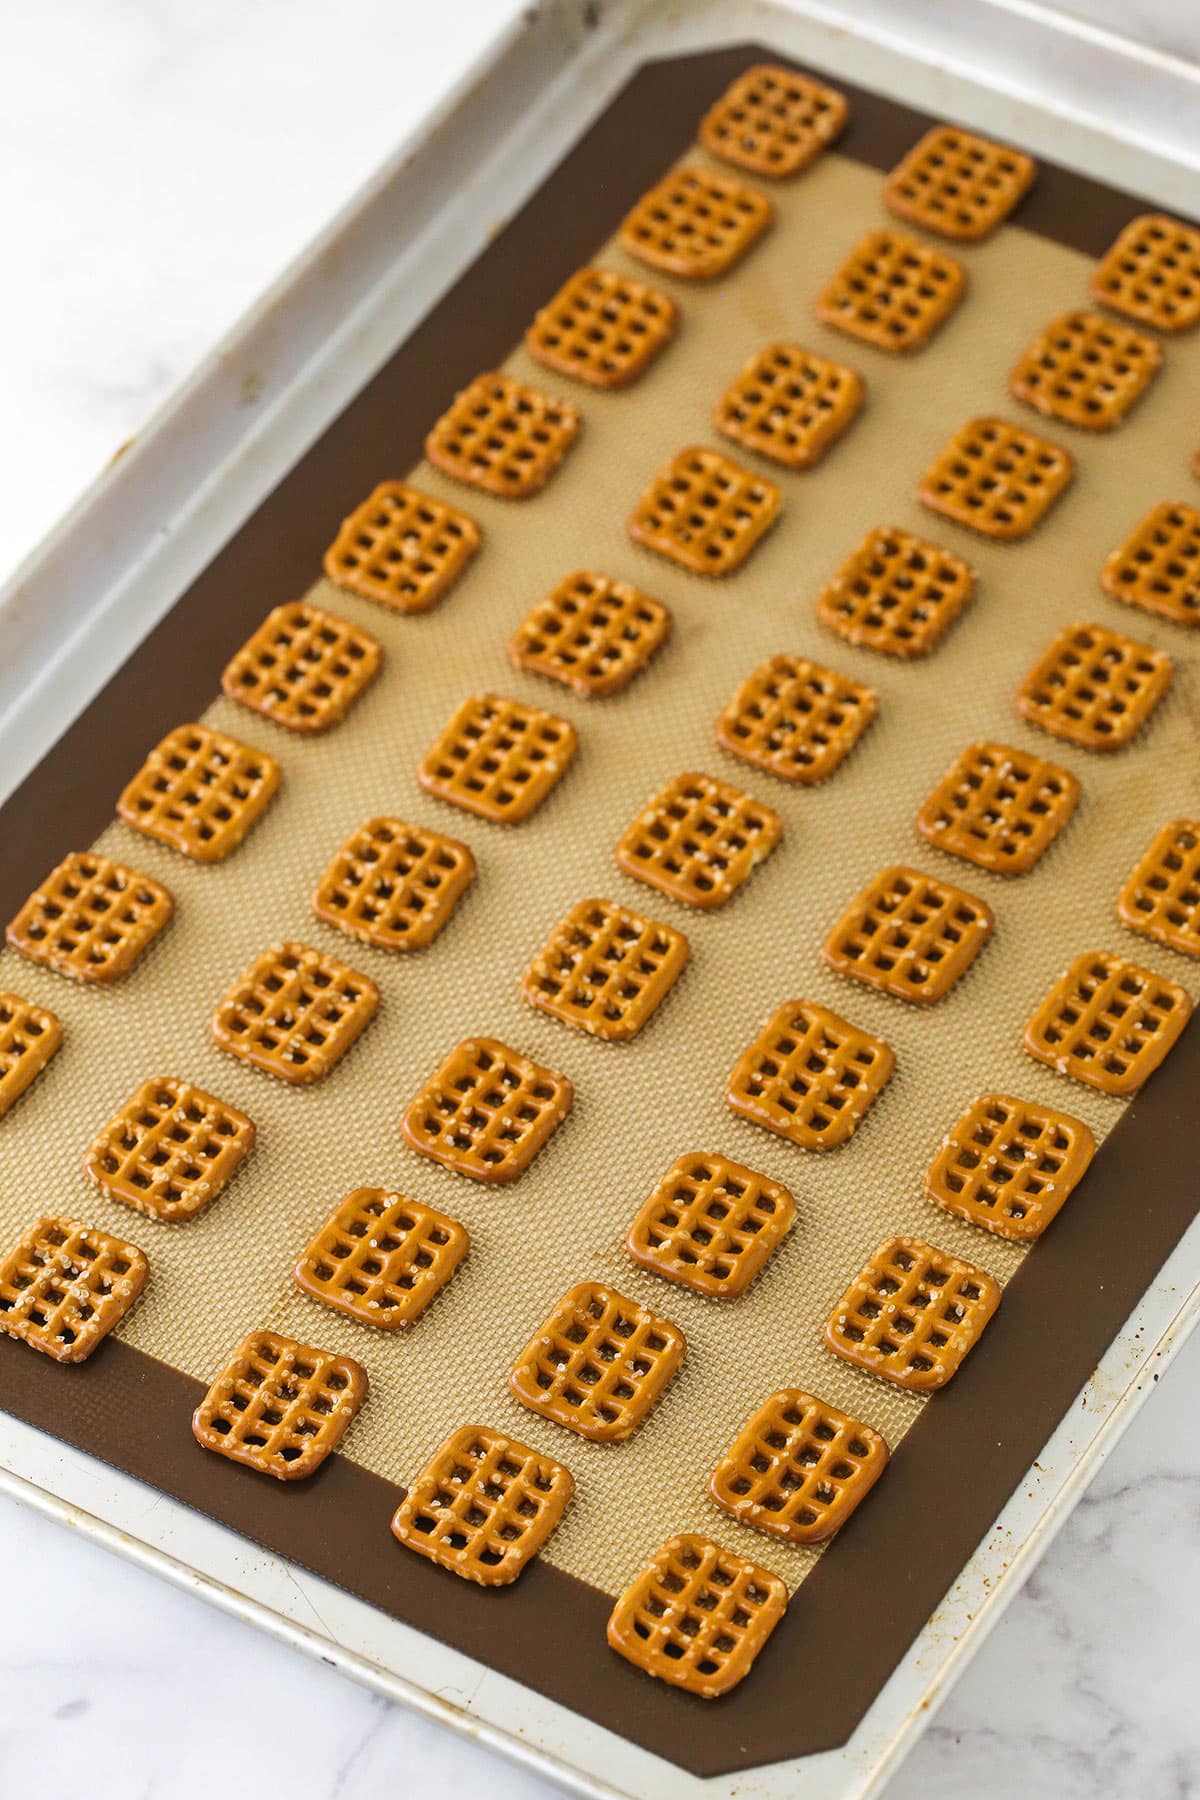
1,3,1198,1795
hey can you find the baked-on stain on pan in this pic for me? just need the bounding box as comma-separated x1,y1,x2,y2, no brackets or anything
1,45,1197,1779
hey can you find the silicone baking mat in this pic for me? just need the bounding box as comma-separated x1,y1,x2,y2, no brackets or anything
1,46,1196,1779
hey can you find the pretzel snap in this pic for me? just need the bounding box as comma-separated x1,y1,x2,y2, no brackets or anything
885,125,1035,241
925,1093,1095,1241
525,266,677,389
714,342,863,471
295,1188,468,1329
0,1216,148,1363
117,723,280,863
715,653,876,786
521,897,688,1042
606,1533,787,1697
615,771,782,911
823,865,993,1005
1022,950,1192,1095
417,692,578,825
1091,212,1200,333
324,480,480,614
815,228,965,353
1015,621,1172,752
222,601,380,734
916,740,1080,876
6,852,174,985
726,999,894,1149
817,525,975,657
425,373,580,500
0,993,61,1120
619,167,772,280
211,941,379,1085
626,1152,794,1298
700,64,848,178
402,1036,572,1183
508,571,671,698
1116,819,1200,959
710,1388,888,1543
192,1328,367,1480
312,817,476,952
1010,309,1162,433
509,1279,685,1443
918,417,1073,541
1100,501,1200,628
824,1235,1001,1391
391,1425,573,1586
85,1078,255,1222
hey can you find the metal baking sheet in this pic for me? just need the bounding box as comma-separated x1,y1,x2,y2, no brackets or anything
2,4,1199,1795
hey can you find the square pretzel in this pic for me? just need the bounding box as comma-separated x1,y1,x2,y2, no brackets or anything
615,771,783,911
192,1328,367,1481
509,1279,685,1443
1010,310,1162,433
926,1092,1096,1242
507,571,672,698
714,342,863,471
391,1425,573,1587
521,897,689,1042
0,1216,148,1363
815,228,965,354
619,166,773,280
699,63,848,178
1091,213,1200,334
221,601,381,734
1100,501,1200,628
715,654,877,786
626,1152,795,1298
817,526,975,658
1117,820,1200,959
212,941,379,1085
885,125,1036,242
823,864,994,1005
312,817,476,953
295,1187,469,1329
417,693,578,825
916,740,1080,876
628,446,781,577
1023,949,1193,1096
607,1533,787,1698
710,1388,888,1544
323,480,481,614
825,1235,1001,1392
726,999,895,1151
117,723,281,863
84,1078,255,1223
1016,621,1173,752
525,266,678,389
6,852,174,985
0,993,61,1120
424,373,580,499
919,417,1074,541
402,1036,572,1184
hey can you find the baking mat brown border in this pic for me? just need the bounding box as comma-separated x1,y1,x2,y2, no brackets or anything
2,44,1197,1779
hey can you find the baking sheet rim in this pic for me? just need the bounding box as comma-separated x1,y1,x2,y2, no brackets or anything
2,3,1200,1800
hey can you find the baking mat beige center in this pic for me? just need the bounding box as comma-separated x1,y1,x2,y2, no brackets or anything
3,145,1196,1597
